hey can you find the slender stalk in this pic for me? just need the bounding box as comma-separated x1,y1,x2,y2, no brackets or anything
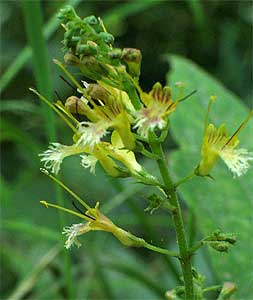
150,141,194,300
144,242,178,257
126,85,142,110
174,171,195,188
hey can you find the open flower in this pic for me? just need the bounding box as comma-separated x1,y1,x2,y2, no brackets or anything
134,82,178,137
77,121,109,150
95,131,159,184
41,200,146,250
197,97,253,177
72,82,136,150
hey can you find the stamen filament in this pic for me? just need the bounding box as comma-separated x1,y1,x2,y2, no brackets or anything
54,102,79,125
40,168,91,211
40,200,90,221
29,88,77,133
223,110,253,148
178,90,197,102
204,95,216,134
53,59,83,92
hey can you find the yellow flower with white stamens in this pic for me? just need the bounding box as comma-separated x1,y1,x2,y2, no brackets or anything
75,82,136,150
196,97,253,177
41,200,146,250
134,82,178,137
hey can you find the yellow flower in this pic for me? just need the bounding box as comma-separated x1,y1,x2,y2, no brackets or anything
41,201,146,250
134,82,178,137
197,97,253,177
74,82,136,150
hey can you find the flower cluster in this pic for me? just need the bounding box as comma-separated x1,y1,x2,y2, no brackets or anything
36,7,187,184
34,7,252,253
36,8,252,184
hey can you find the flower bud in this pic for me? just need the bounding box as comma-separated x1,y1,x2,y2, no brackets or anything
65,96,87,115
76,43,98,56
165,290,181,300
109,48,122,59
218,282,236,299
122,48,142,79
58,6,78,23
85,15,97,26
64,52,80,66
99,32,114,44
86,84,109,102
208,241,229,252
79,56,109,80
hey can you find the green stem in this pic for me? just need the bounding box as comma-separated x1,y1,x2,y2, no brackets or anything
203,285,221,293
175,171,195,188
150,141,194,300
126,85,142,110
144,242,178,257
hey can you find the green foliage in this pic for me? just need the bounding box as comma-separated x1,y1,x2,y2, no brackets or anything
168,55,253,298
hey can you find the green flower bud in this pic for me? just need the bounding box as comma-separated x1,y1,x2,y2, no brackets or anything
58,5,78,23
218,282,236,299
99,32,114,44
208,241,229,252
85,15,97,26
165,290,181,300
122,48,142,79
76,44,97,56
64,52,80,66
109,48,122,59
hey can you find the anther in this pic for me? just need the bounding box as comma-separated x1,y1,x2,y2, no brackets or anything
72,201,96,220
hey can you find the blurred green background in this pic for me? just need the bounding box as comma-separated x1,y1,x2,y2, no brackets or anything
1,1,252,299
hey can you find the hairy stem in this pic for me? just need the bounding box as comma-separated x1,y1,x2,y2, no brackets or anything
150,141,194,300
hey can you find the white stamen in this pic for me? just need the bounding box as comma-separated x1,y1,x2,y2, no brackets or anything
80,154,98,174
80,96,89,104
81,80,89,88
77,121,108,149
219,148,253,178
39,143,82,174
134,108,166,138
62,223,86,249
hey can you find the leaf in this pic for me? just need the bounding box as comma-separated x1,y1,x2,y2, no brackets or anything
167,55,253,298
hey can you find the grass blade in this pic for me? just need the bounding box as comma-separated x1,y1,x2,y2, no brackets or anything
7,245,61,300
21,1,73,298
0,0,82,93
